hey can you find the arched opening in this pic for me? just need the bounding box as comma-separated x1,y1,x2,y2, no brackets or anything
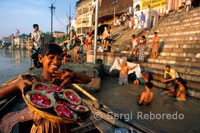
135,4,140,11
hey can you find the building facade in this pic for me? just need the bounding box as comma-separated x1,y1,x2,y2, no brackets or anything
53,31,66,39
75,0,94,35
98,0,133,24
133,0,186,15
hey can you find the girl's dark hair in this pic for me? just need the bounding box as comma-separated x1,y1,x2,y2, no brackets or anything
142,35,146,39
39,43,63,57
31,43,63,68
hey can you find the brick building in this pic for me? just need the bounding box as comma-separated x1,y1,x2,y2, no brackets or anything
75,0,94,35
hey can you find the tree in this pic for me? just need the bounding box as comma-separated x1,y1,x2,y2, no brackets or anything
28,33,31,37
43,32,52,43
21,33,28,38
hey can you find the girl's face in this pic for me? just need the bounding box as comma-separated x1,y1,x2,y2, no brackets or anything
39,54,63,73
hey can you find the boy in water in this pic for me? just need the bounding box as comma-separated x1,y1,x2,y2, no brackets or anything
133,71,149,85
0,44,91,133
175,78,186,101
117,58,138,85
138,82,154,105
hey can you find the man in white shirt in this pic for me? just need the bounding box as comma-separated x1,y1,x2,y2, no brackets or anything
31,24,44,50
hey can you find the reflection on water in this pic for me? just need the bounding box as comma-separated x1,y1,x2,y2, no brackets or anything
0,49,31,85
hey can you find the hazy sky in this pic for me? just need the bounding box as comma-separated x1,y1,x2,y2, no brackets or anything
0,0,77,39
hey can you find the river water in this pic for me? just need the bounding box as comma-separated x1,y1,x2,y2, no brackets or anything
1,49,200,133
0,49,31,85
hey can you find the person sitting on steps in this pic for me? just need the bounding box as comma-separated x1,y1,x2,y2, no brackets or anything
161,65,179,94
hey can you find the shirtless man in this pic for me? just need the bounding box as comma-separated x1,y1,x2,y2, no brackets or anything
87,34,93,50
152,32,159,59
138,82,154,105
117,58,138,85
74,48,80,63
85,33,89,50
175,78,186,101
131,34,139,61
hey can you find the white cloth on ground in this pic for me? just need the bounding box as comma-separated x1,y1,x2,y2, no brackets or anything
109,58,142,78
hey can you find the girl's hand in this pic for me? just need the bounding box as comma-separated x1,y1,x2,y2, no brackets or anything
52,70,74,87
17,80,32,91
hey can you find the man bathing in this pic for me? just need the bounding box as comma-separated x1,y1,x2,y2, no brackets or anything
175,78,186,101
138,82,154,105
117,58,138,85
134,71,149,85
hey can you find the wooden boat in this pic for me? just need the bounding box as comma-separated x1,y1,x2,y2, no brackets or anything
0,76,155,133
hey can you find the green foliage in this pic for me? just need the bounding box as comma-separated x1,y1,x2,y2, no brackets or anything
66,33,70,38
28,33,31,37
58,33,69,44
0,40,2,46
21,33,28,37
58,36,65,44
43,32,52,43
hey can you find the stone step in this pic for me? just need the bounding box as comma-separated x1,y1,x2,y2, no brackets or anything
157,56,200,63
146,37,200,44
146,58,200,68
164,9,200,20
140,62,200,76
161,48,199,53
144,45,200,53
151,73,200,91
143,67,200,83
120,50,200,59
157,23,200,30
157,23,200,31
160,44,200,49
145,50,200,59
159,16,200,27
151,80,200,98
149,29,200,37
159,52,200,58
146,34,200,40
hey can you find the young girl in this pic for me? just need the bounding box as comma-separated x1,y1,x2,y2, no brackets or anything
0,43,91,133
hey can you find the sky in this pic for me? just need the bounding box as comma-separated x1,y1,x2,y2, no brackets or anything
0,0,78,39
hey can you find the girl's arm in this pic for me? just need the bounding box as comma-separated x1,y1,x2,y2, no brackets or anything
0,80,32,99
